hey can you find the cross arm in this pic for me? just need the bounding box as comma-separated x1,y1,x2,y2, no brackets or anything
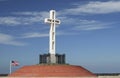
44,18,61,24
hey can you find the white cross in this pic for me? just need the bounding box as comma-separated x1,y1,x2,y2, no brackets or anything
45,10,60,55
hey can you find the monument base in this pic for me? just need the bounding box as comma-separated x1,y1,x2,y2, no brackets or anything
9,64,97,77
39,53,65,64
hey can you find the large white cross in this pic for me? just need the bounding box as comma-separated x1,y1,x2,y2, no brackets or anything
45,10,60,55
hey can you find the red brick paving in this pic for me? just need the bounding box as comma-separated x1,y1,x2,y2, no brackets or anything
9,65,97,77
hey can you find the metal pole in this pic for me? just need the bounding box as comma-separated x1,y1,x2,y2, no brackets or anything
9,60,11,74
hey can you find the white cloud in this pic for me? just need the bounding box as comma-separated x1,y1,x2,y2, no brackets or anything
58,16,77,25
56,31,78,36
0,16,44,26
13,11,49,17
75,25,108,31
59,15,111,31
13,11,49,22
0,1,117,33
60,1,120,15
1,1,119,26
0,11,49,26
73,20,112,31
0,33,26,46
21,31,78,39
0,17,21,26
13,12,38,16
21,32,49,38
21,31,77,38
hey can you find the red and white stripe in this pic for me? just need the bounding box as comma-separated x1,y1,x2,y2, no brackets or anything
11,61,19,66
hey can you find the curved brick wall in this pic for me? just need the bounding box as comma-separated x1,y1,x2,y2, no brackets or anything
9,65,96,77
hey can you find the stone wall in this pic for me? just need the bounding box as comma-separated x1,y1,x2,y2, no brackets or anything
97,73,120,78
98,75,120,78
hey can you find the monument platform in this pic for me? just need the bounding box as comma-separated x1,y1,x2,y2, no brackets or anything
39,53,65,64
9,64,97,77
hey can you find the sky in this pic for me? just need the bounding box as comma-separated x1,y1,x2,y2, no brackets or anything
0,0,120,74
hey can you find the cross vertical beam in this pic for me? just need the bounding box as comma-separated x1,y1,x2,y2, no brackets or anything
44,10,60,63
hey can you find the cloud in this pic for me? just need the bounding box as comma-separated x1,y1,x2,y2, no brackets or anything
21,31,78,39
1,1,119,26
58,15,112,31
74,25,108,31
60,1,120,15
0,33,26,46
0,1,117,34
13,11,49,17
58,16,77,25
21,32,49,38
0,16,44,26
56,31,78,36
0,11,49,26
0,17,21,26
72,20,112,31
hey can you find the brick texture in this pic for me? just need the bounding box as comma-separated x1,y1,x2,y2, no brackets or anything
9,65,97,77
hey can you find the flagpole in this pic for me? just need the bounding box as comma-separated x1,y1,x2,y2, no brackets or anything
9,60,11,74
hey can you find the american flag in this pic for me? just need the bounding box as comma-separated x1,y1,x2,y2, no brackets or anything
11,61,19,66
